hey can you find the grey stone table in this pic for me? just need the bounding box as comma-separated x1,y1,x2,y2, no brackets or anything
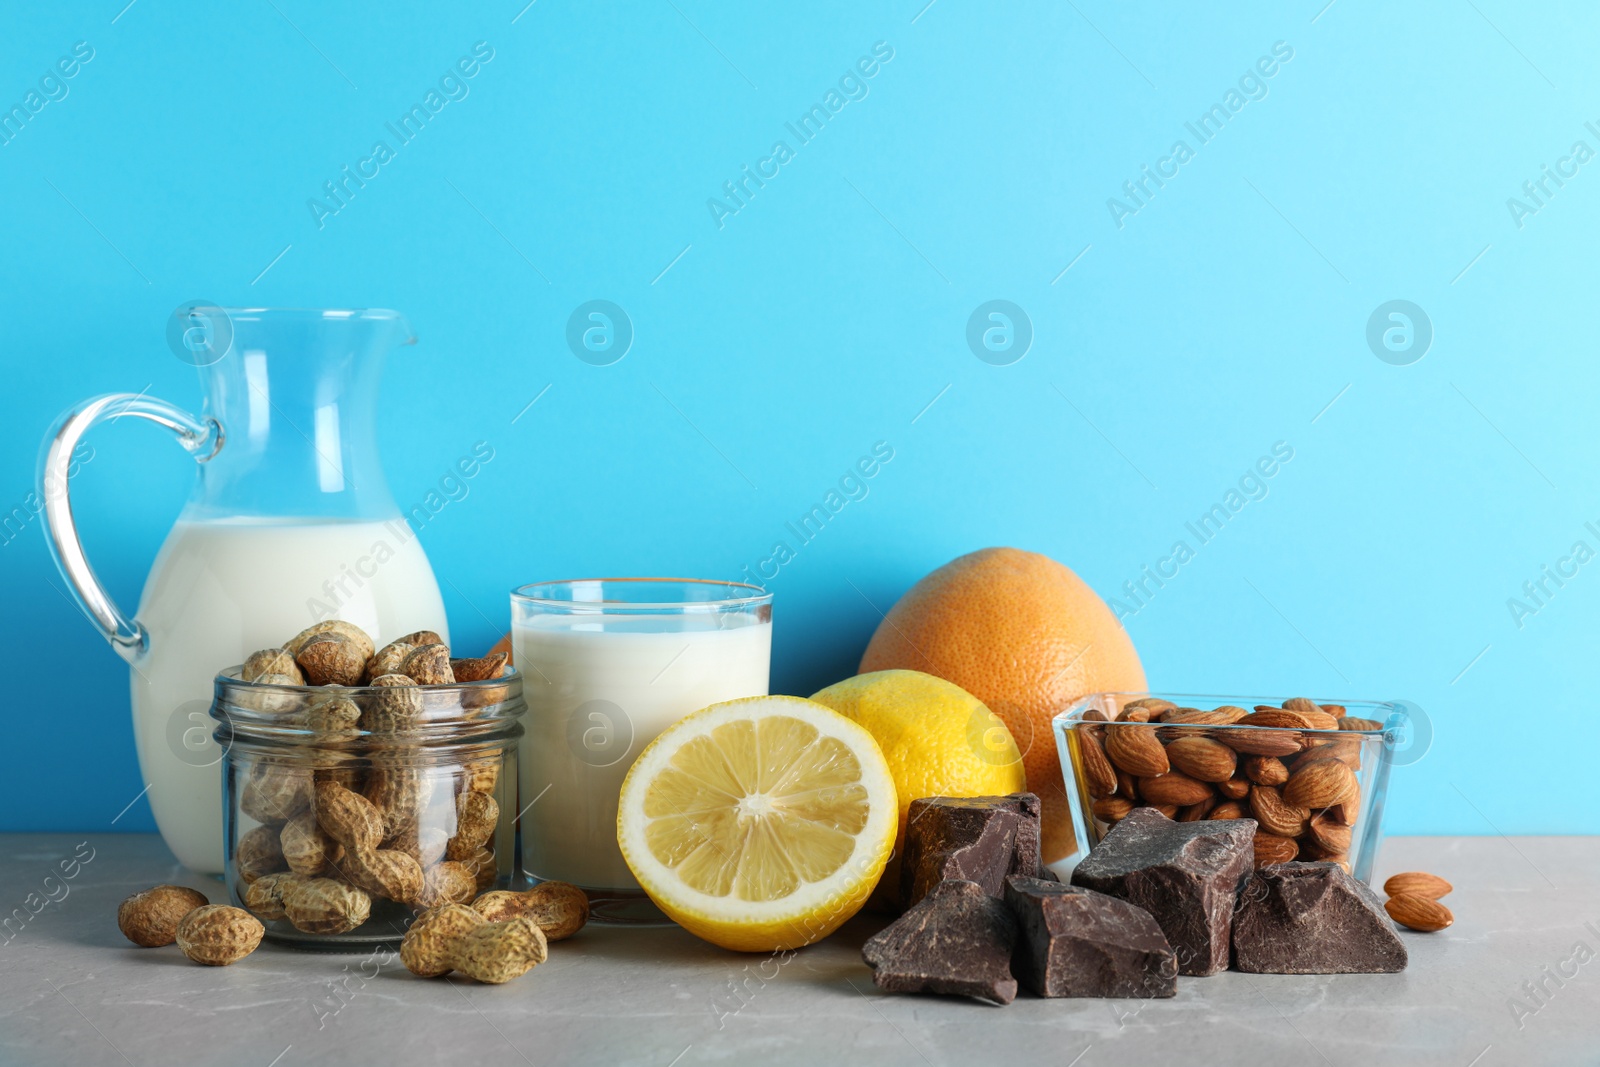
0,834,1593,1067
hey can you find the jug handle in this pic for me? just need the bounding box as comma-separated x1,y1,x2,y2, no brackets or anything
38,393,224,663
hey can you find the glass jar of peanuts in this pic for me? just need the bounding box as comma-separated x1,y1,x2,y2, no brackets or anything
211,664,524,948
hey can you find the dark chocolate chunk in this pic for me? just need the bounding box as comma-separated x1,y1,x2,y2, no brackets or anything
1232,861,1408,974
1004,876,1177,998
901,793,1044,908
862,879,1018,1004
1070,807,1255,976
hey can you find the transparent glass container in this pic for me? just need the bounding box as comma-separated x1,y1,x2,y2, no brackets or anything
511,578,772,924
212,667,523,949
39,307,447,873
1053,693,1408,884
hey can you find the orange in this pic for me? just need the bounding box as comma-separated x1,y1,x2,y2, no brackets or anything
859,547,1146,863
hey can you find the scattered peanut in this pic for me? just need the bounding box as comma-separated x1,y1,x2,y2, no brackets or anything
176,905,264,966
400,904,547,983
118,885,209,947
470,882,589,941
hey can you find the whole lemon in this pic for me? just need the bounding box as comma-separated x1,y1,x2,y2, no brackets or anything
810,669,1026,906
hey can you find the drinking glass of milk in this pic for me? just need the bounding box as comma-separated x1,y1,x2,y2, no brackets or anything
512,579,771,923
39,308,449,873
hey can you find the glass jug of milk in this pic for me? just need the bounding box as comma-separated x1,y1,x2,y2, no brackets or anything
38,307,449,874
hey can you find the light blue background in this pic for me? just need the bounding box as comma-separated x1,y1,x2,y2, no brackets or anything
1,0,1591,837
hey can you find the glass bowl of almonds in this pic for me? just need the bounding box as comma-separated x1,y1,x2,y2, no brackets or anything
210,621,524,948
1053,694,1408,885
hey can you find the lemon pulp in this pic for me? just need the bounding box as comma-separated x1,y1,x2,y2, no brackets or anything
618,696,896,952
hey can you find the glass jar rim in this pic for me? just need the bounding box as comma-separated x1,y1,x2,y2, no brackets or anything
1055,691,1402,736
211,665,524,745
207,306,408,322
511,577,771,612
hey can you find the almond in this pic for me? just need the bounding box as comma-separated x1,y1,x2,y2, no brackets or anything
1160,707,1245,726
1116,769,1141,801
1249,784,1310,837
1092,797,1134,823
1117,707,1153,723
1217,723,1303,757
1104,725,1169,777
1297,710,1341,731
1385,894,1453,932
1253,833,1299,867
1150,804,1179,819
1281,697,1322,715
1081,708,1111,723
1319,703,1347,717
1208,801,1245,820
1217,776,1250,800
1240,710,1314,730
1243,755,1289,786
1293,736,1361,770
1138,772,1214,807
1338,716,1384,732
1178,797,1216,822
1165,737,1237,782
1305,812,1352,855
1283,758,1356,809
1383,871,1452,900
1329,781,1361,825
1077,729,1118,798
1122,697,1177,715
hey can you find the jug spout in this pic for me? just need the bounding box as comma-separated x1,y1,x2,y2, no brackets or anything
185,307,416,523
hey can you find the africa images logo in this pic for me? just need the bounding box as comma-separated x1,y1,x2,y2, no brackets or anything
1106,41,1294,229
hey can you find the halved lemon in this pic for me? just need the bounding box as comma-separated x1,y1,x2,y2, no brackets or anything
617,695,898,952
